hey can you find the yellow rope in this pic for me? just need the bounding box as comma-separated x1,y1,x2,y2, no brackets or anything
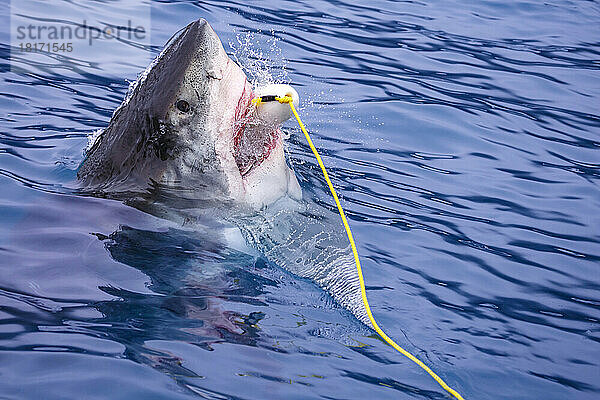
267,95,465,400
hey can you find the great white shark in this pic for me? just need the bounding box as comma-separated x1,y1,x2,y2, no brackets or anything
78,19,300,210
78,19,371,327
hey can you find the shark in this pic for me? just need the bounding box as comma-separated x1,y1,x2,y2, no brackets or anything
78,19,300,211
78,18,371,327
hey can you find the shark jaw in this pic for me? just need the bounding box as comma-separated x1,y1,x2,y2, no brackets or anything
231,85,279,178
215,77,302,210
232,84,300,178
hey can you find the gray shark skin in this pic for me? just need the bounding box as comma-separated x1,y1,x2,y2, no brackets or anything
78,19,372,328
79,20,220,191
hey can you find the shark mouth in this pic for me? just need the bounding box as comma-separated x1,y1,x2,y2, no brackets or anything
232,85,280,178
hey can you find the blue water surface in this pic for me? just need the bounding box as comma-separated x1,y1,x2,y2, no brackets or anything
1,1,599,399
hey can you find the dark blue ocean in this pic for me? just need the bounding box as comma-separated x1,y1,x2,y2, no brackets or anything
1,1,599,399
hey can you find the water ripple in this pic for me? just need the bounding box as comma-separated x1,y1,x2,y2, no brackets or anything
0,0,599,399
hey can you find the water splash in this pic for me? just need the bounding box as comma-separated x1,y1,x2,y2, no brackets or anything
229,30,290,88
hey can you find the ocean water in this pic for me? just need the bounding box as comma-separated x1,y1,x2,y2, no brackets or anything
1,1,599,399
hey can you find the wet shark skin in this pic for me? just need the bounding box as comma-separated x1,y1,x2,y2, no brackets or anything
79,20,242,200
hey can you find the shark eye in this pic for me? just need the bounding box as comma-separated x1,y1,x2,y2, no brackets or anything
176,100,190,113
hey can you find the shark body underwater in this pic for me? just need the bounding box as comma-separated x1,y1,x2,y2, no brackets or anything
78,19,372,327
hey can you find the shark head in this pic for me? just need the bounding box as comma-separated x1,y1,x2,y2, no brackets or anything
78,19,301,210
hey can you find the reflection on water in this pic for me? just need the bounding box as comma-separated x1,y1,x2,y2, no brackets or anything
1,0,599,399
